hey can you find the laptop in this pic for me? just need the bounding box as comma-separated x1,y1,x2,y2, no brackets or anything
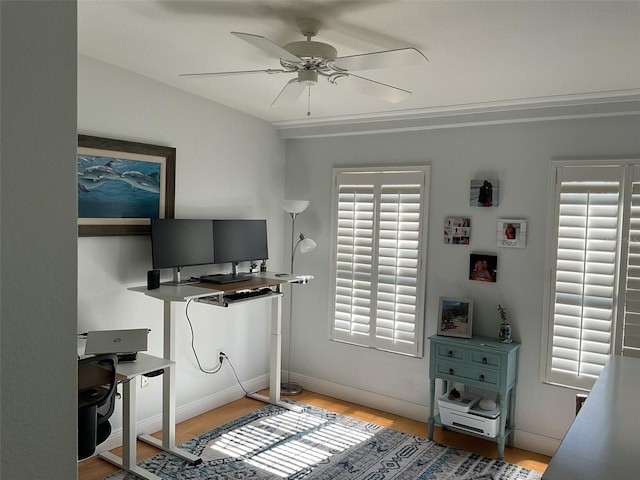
84,329,149,361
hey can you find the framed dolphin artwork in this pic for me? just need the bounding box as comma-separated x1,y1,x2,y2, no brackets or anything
77,135,175,236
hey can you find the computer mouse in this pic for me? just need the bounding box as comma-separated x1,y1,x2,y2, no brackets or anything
479,398,496,410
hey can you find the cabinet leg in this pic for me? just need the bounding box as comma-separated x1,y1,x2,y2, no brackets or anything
497,395,508,459
497,434,505,460
507,388,516,447
428,378,436,441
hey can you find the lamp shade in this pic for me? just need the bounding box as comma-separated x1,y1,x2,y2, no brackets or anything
298,235,317,254
283,199,310,214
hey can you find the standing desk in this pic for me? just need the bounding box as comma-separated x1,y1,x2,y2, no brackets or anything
127,272,309,466
99,353,175,480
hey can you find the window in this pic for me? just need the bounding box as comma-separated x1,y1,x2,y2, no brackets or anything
542,160,640,390
329,167,430,357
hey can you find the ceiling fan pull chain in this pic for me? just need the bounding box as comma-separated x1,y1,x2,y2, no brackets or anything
307,86,311,116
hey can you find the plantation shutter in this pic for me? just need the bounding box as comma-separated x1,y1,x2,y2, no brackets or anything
621,168,640,358
330,168,429,357
376,185,421,350
546,165,623,389
334,184,375,341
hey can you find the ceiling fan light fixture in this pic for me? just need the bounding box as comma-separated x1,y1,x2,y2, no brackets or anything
298,70,318,85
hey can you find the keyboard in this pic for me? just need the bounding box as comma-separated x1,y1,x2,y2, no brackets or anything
224,288,274,302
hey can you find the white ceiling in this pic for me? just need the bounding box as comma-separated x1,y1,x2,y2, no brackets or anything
78,1,640,125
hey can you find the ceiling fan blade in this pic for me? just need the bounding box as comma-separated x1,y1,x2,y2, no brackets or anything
271,78,307,106
336,73,411,103
231,32,302,64
179,68,288,78
332,47,428,72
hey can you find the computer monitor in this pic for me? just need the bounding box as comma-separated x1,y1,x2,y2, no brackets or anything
203,219,268,283
151,219,215,285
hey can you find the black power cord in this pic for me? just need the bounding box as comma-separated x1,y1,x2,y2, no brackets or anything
184,300,249,395
185,299,224,374
220,351,250,396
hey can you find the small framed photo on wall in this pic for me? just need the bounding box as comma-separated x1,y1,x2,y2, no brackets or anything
438,297,473,338
470,178,499,207
497,218,527,248
444,216,471,245
469,253,498,282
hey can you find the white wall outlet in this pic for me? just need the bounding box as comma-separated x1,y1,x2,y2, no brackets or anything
141,375,150,388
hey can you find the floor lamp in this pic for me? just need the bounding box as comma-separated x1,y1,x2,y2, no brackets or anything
282,200,317,395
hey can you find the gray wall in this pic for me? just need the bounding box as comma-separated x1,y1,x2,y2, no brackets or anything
0,1,78,478
283,114,640,455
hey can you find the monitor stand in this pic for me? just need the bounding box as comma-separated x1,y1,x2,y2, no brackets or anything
200,273,249,284
161,267,199,286
200,262,248,284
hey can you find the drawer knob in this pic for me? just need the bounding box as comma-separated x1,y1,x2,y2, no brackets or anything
479,374,485,382
482,357,488,364
447,350,453,357
449,368,455,375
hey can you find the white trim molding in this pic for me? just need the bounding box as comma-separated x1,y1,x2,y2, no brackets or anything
275,90,640,139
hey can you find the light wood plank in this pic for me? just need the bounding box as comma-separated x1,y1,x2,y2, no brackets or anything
78,390,549,480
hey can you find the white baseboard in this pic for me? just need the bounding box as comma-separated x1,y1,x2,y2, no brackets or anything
514,430,559,457
288,372,560,458
289,372,430,422
90,371,559,460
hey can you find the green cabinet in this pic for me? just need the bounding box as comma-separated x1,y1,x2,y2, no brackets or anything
428,334,520,459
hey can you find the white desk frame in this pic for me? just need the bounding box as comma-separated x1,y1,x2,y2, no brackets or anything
127,272,309,465
99,353,175,480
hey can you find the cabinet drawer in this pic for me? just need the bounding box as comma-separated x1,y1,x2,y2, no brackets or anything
434,343,466,362
435,360,501,387
468,349,502,370
434,360,466,380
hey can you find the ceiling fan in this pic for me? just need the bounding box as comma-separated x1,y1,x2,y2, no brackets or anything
179,18,428,115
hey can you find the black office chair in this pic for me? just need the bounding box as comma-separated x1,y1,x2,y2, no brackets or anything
78,353,118,460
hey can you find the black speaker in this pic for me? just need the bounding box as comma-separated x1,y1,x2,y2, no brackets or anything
147,269,160,290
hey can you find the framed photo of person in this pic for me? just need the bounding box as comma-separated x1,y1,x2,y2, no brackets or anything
470,178,499,207
469,253,498,283
438,297,473,338
497,218,527,248
444,216,471,245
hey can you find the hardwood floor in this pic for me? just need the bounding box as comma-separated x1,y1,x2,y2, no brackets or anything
78,390,550,480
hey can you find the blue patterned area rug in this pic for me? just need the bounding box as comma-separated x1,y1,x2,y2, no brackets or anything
105,402,542,480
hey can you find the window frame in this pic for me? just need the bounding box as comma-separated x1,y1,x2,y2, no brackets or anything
328,166,430,358
541,159,640,390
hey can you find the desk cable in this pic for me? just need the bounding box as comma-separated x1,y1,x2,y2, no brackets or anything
184,300,250,396
221,352,249,396
185,299,224,375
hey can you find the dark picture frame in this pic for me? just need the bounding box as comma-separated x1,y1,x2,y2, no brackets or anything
470,178,499,207
438,297,473,338
469,253,498,283
77,135,175,236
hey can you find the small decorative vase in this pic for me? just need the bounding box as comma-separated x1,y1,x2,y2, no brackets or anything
499,322,512,343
